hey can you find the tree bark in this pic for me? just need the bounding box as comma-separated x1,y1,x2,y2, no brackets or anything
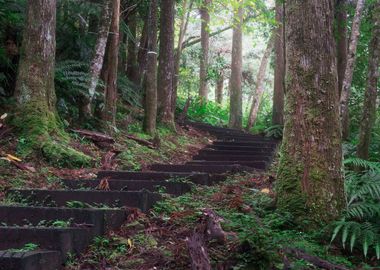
126,9,139,84
143,0,158,135
336,0,347,98
246,36,274,130
173,0,193,113
215,71,224,104
357,2,380,160
102,0,120,129
15,0,57,131
228,3,243,129
137,18,149,84
277,0,345,225
199,0,211,101
340,0,365,140
81,0,112,121
157,0,176,129
272,0,285,126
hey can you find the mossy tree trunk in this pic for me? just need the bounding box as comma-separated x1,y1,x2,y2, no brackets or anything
272,0,285,126
228,3,243,129
357,2,380,160
157,0,176,129
336,0,347,98
277,0,345,225
199,0,211,101
101,0,120,130
14,0,91,167
215,70,224,104
143,0,158,135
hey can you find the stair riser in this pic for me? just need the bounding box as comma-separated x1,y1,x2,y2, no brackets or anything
0,251,62,270
193,155,271,162
186,161,267,170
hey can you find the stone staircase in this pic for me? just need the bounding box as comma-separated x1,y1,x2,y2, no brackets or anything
0,122,278,270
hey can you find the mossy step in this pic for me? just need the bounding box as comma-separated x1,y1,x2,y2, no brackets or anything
7,190,161,212
0,206,127,235
97,171,211,185
149,164,255,174
62,179,192,195
0,250,62,270
186,160,267,170
0,227,92,259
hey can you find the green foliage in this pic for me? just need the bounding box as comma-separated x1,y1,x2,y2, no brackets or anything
264,125,283,139
9,243,39,253
331,161,380,259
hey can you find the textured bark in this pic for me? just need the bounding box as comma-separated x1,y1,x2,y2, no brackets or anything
199,0,211,101
137,18,149,84
277,0,345,225
126,9,139,84
246,36,274,130
143,0,158,135
215,71,224,104
102,0,120,129
173,0,193,113
336,0,347,97
340,0,365,140
357,2,380,160
157,0,175,128
81,1,112,121
14,0,59,139
228,4,243,129
272,0,285,126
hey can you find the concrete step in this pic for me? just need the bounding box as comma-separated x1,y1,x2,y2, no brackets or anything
0,206,127,235
186,160,267,170
7,190,161,212
207,145,275,151
0,227,92,259
198,149,274,156
97,171,210,185
0,250,62,270
62,179,191,195
212,141,277,147
193,154,271,162
149,164,255,174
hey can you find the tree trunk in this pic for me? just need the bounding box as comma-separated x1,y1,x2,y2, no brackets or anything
15,0,57,128
137,18,149,84
228,3,243,129
81,0,112,121
143,0,159,135
246,36,274,130
336,0,347,97
173,0,193,113
126,9,139,84
215,71,224,104
340,0,365,140
357,2,380,160
199,0,211,101
157,0,176,129
102,0,120,129
272,0,285,126
277,0,345,225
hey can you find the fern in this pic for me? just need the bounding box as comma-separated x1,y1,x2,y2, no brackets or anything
344,157,380,172
264,125,283,139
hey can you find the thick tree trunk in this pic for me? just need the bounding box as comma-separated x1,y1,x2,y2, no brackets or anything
157,0,175,128
336,0,347,97
277,0,345,225
272,0,285,126
246,36,274,130
126,10,139,84
173,0,193,113
15,0,57,125
340,0,365,140
199,0,211,101
80,0,112,121
357,2,380,160
215,71,224,104
143,0,159,135
102,0,120,129
228,4,243,129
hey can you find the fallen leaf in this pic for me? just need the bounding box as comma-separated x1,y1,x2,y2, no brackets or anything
261,188,270,194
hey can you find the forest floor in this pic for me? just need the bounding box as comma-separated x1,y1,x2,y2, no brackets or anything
0,114,376,269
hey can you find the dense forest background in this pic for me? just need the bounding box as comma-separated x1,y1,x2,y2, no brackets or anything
0,0,380,267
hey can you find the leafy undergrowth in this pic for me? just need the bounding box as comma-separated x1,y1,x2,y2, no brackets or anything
65,172,375,270
0,121,211,200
